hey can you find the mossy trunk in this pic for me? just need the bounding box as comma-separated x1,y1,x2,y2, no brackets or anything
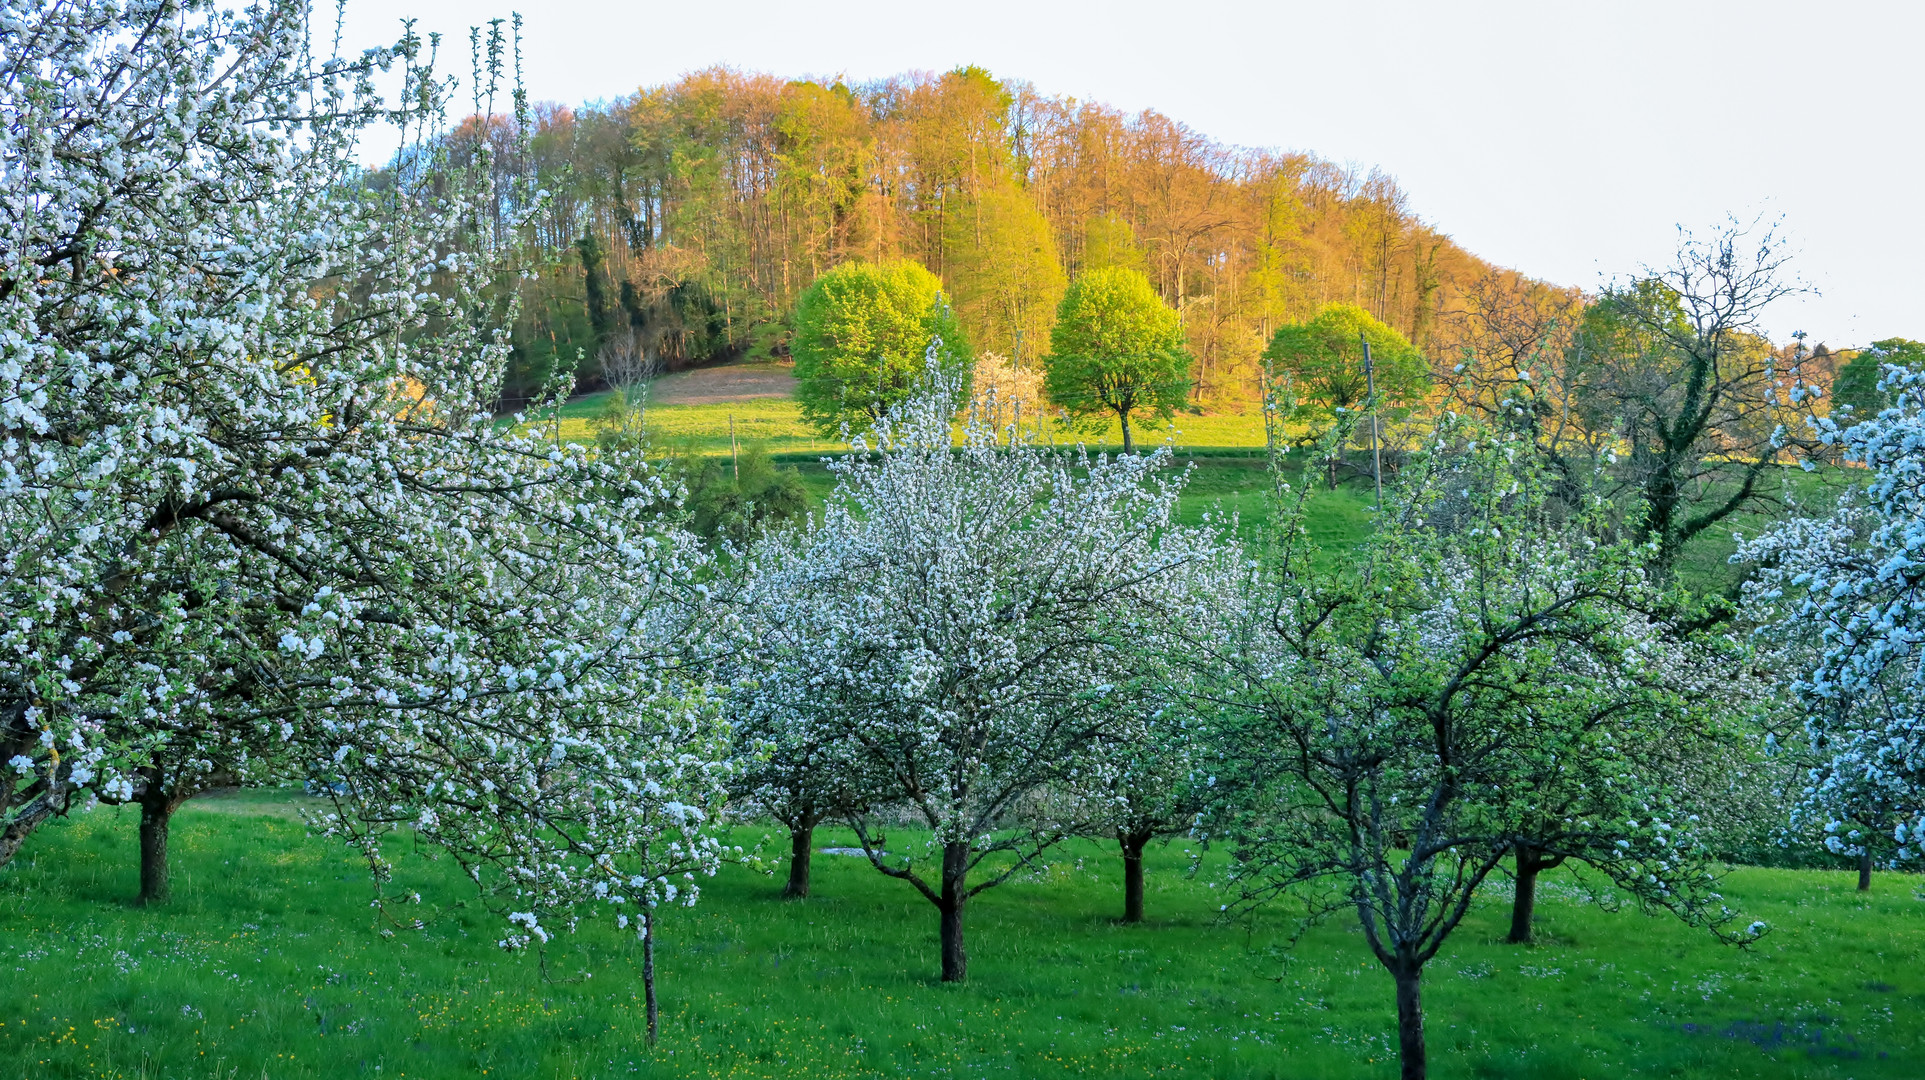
641,906,659,1044
1507,844,1561,944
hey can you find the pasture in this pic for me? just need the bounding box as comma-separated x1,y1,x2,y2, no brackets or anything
1,792,1919,1079
2,367,1874,1079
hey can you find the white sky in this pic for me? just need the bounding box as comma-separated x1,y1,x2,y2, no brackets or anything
341,0,1923,347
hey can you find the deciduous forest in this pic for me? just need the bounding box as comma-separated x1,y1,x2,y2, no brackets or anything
477,65,1500,405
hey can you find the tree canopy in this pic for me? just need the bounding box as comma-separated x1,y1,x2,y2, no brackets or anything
790,259,971,436
1560,224,1827,577
1043,266,1191,452
1262,302,1430,423
1831,337,1925,420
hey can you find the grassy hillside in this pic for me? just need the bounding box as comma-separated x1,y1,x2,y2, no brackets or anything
1,793,1917,1079
526,370,1847,588
520,380,1271,457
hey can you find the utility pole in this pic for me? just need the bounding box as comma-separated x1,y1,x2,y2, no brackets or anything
1361,332,1382,509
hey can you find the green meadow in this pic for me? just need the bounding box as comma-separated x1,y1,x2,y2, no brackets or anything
521,385,1270,457
3,386,1878,1080
1,792,1918,1079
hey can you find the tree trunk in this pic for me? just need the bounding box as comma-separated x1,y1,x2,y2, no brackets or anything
642,906,659,1045
1120,830,1151,923
1393,964,1426,1080
1859,850,1873,891
938,841,969,982
1508,843,1542,944
1119,411,1135,454
137,787,178,906
0,786,60,869
783,822,814,899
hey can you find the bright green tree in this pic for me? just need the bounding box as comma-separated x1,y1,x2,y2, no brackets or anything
1832,338,1925,421
1043,267,1190,452
944,182,1066,366
791,260,971,437
1080,214,1148,277
1262,302,1430,423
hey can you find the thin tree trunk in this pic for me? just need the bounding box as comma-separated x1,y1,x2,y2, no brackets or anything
1393,964,1426,1080
1120,830,1151,923
1119,411,1134,454
137,789,177,906
642,906,659,1045
783,821,814,899
1859,851,1873,891
938,841,968,982
1508,843,1542,944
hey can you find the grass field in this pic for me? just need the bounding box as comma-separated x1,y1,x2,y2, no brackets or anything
528,373,1836,587
523,384,1270,456
2,378,1875,1078
1,791,1918,1079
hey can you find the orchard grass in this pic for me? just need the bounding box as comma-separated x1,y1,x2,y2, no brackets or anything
524,393,1269,455
533,391,1829,586
1,793,1919,1079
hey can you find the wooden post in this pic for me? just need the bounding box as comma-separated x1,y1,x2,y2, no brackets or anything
1361,332,1382,509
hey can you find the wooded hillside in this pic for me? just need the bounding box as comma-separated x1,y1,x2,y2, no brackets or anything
475,65,1524,404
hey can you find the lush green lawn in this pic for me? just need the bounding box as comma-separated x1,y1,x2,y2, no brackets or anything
524,389,1270,456
524,396,841,456
2,792,1919,1079
770,451,1370,557
536,387,1832,585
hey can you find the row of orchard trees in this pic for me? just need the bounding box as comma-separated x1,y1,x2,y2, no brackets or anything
725,363,1772,1080
4,5,1922,1080
480,65,1493,403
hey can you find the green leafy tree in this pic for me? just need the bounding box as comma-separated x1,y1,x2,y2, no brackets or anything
1043,267,1190,452
790,259,971,436
1262,303,1429,486
943,182,1066,366
1563,222,1821,579
662,443,811,546
1080,214,1148,277
1831,338,1925,421
1262,302,1430,423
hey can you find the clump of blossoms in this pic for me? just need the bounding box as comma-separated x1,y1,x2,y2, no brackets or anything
1740,365,1925,868
739,356,1234,982
0,0,733,1030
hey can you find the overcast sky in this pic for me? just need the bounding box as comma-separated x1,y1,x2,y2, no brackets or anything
343,0,1921,346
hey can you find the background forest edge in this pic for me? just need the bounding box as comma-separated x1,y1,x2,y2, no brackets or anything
470,65,1621,408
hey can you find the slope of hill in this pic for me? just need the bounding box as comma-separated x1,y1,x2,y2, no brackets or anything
468,66,1533,403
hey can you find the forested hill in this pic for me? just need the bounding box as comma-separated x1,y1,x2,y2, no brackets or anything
477,65,1532,405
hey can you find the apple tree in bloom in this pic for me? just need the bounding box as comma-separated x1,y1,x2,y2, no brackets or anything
1195,424,1761,1080
722,651,877,900
1079,698,1216,924
1740,365,1925,887
0,1,733,1033
742,360,1228,980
